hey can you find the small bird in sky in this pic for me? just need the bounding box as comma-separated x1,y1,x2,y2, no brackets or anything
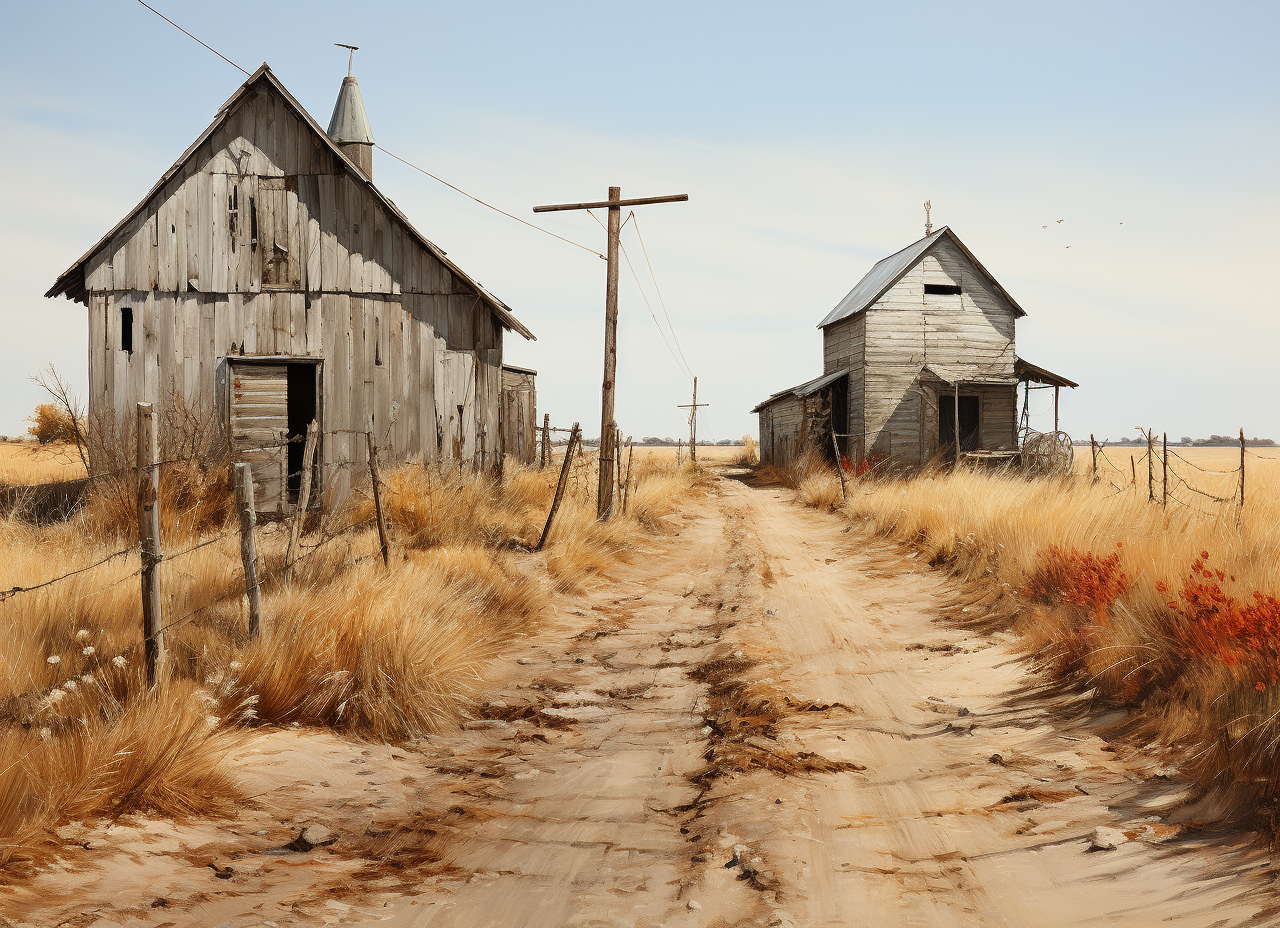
1119,222,1124,225
1056,219,1064,224
1066,245,1072,249
1042,225,1048,229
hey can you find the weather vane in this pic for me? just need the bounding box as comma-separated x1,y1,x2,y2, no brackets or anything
924,199,932,236
335,43,359,76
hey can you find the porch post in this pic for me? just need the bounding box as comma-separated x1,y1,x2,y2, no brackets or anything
954,381,960,465
1054,385,1060,432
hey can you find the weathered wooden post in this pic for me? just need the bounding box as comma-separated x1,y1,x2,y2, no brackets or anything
1162,432,1168,508
537,423,580,551
615,427,624,506
136,403,164,688
235,462,263,638
622,440,635,514
690,377,697,464
1152,432,1162,504
831,428,847,500
285,419,319,578
1090,434,1098,481
1240,427,1246,510
541,414,550,469
367,431,390,566
1130,454,1136,488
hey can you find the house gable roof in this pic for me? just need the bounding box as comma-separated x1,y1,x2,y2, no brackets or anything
46,64,533,341
817,226,1025,329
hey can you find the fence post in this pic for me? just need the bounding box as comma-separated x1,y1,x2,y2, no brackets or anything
1240,427,1246,510
538,423,579,551
622,439,634,514
677,439,682,466
615,427,624,507
136,403,164,688
286,419,319,578
831,428,847,501
1162,432,1168,508
1130,454,1136,488
366,431,390,566
1090,434,1098,481
541,414,550,469
1152,432,1162,504
235,462,263,638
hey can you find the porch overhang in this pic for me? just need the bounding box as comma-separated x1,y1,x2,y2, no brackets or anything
920,365,1017,387
1015,358,1078,389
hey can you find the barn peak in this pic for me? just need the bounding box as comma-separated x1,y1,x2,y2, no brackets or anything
328,75,375,179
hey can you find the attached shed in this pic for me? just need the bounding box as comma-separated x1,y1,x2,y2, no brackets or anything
751,369,848,468
756,226,1074,467
500,364,537,466
46,64,534,514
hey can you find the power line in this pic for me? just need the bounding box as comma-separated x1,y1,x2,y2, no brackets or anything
134,0,603,260
631,212,694,379
376,146,604,259
136,1,250,76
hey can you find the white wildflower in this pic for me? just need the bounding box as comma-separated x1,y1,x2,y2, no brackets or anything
205,716,221,728
64,680,77,691
82,646,95,656
229,661,243,673
80,674,94,686
39,727,51,740
46,688,66,704
46,655,60,665
76,629,90,642
112,655,127,669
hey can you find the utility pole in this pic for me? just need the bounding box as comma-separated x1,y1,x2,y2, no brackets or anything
677,376,709,464
534,187,688,519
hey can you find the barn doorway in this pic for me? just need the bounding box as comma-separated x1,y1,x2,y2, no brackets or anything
939,394,980,453
228,358,322,516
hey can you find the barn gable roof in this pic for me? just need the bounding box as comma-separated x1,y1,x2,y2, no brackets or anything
817,226,1025,328
750,366,852,413
46,63,533,341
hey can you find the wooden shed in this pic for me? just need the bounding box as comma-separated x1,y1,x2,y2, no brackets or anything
756,226,1074,467
46,64,534,514
500,364,537,466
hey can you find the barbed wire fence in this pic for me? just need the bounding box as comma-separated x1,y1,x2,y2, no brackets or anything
1084,429,1269,520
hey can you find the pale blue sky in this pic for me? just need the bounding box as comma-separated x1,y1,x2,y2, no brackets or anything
2,1,1276,442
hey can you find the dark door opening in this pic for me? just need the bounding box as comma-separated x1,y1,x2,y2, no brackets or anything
286,363,318,499
939,395,980,453
826,379,848,463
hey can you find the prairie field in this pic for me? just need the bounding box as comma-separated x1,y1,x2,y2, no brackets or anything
790,445,1280,808
0,442,86,485
0,449,704,875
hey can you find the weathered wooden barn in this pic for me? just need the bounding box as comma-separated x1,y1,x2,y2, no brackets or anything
46,64,535,513
754,226,1075,467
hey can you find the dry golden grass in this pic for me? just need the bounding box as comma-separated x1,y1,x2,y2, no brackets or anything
0,442,86,485
0,453,699,874
811,451,1280,809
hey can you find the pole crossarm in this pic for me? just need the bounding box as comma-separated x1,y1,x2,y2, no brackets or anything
533,194,689,213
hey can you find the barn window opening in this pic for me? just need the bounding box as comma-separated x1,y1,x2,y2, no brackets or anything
120,306,133,355
249,196,257,247
285,364,318,500
925,283,962,296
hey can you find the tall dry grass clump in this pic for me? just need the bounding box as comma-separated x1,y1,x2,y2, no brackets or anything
834,462,1280,808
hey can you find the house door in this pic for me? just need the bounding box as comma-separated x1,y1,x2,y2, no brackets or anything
229,360,321,515
939,394,980,453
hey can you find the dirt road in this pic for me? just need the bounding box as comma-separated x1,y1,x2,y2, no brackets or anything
5,476,1276,926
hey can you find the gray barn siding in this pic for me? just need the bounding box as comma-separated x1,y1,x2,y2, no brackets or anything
76,83,512,508
821,314,865,458
859,243,1017,464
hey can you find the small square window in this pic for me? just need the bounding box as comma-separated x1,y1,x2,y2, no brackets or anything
925,283,961,296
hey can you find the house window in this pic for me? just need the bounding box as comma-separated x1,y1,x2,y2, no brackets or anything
925,283,961,296
121,306,134,355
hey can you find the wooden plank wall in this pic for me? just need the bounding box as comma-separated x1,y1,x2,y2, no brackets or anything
757,394,805,468
77,82,509,497
861,241,1017,463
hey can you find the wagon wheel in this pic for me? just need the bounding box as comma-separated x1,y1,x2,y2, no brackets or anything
1022,430,1074,477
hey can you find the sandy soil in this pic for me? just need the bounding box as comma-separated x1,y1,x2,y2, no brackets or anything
3,474,1277,926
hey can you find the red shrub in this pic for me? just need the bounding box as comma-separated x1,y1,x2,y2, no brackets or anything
1027,546,1130,619
1170,553,1280,685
